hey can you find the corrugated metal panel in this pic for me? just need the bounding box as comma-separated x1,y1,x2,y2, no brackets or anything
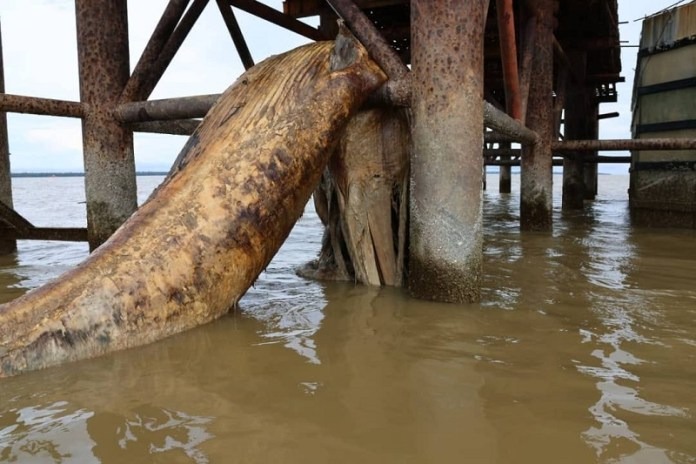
640,1,696,50
638,87,696,124
636,44,696,86
633,128,696,162
633,2,696,164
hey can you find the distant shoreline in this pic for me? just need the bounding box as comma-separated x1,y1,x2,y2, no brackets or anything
10,172,168,178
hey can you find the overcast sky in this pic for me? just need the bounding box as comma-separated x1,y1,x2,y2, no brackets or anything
0,0,685,173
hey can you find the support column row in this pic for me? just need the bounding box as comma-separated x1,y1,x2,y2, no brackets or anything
76,0,137,250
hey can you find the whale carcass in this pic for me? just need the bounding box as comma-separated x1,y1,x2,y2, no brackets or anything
0,33,386,377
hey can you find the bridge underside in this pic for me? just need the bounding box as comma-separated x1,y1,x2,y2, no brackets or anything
2,0,695,303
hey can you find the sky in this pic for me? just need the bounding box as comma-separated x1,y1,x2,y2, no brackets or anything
0,0,686,173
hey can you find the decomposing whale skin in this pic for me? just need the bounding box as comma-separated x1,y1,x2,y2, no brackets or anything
0,33,386,377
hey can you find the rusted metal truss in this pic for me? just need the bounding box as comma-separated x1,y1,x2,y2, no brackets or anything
553,138,696,151
129,119,201,136
0,94,84,118
120,0,191,103
229,0,324,40
115,94,221,122
484,102,539,144
216,0,255,69
0,201,86,242
121,0,210,103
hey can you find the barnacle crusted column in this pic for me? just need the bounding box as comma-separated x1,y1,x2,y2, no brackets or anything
408,0,486,303
520,0,554,230
562,52,597,210
76,0,137,250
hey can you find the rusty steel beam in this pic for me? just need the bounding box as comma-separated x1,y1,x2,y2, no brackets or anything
562,51,592,210
0,21,15,253
484,147,520,157
137,0,210,101
76,0,138,250
495,0,519,196
216,0,254,70
229,0,325,41
521,0,553,231
553,138,696,151
487,159,533,166
129,119,200,136
364,75,411,107
115,94,220,122
120,0,190,102
586,73,624,84
326,0,408,79
20,228,88,242
0,198,33,235
484,151,631,163
483,102,539,144
484,131,517,144
119,75,412,116
560,36,620,51
409,0,486,303
0,94,84,118
488,159,561,166
589,156,631,163
486,157,629,167
284,0,406,18
552,35,577,85
518,14,537,120
0,227,89,242
496,0,522,120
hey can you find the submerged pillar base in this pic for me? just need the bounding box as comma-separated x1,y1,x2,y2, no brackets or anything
499,143,512,193
562,156,585,210
583,163,598,200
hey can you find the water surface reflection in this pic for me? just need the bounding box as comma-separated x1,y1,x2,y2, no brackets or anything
0,174,694,463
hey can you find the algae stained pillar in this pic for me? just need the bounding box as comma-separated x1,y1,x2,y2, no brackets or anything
409,0,485,303
562,52,596,209
520,0,554,230
76,0,137,250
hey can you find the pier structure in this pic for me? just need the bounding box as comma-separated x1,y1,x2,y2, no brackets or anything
0,0,695,303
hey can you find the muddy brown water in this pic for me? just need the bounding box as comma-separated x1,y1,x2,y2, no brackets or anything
0,174,694,463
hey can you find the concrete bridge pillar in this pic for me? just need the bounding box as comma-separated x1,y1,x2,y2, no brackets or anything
0,22,16,254
408,0,486,303
76,0,137,250
520,0,555,231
